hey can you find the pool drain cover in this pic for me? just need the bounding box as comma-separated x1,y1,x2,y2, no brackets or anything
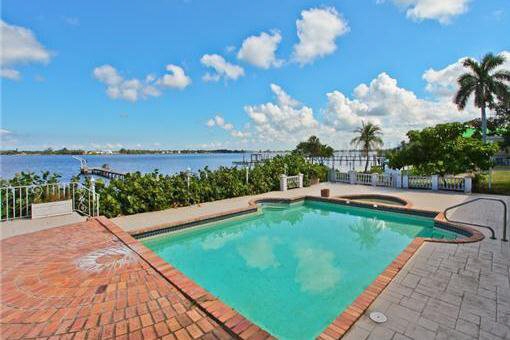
369,311,387,323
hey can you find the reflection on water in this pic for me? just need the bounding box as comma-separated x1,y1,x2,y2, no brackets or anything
349,218,385,250
294,241,341,294
237,236,280,270
202,229,241,250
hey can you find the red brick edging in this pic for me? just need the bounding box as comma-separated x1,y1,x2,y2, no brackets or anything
95,217,274,340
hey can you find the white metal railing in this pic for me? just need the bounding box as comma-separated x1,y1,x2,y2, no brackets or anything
287,176,300,189
439,176,465,192
376,174,393,187
408,176,432,189
356,173,372,185
335,171,350,183
328,170,472,193
280,174,304,191
1,182,100,221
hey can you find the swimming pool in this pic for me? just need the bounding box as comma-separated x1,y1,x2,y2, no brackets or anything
142,200,460,339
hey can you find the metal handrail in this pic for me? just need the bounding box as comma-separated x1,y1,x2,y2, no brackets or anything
443,198,508,241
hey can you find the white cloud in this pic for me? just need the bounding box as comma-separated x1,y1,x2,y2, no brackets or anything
93,65,161,102
200,54,245,81
206,114,249,138
158,64,191,89
243,84,319,143
0,20,51,80
292,7,349,65
423,51,510,98
1,68,20,80
384,0,470,24
323,71,479,144
206,52,508,148
237,31,283,69
0,128,12,136
93,63,193,102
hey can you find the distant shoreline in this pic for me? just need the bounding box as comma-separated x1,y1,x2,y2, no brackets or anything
0,149,259,156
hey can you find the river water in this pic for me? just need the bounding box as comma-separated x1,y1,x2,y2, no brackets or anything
0,153,250,181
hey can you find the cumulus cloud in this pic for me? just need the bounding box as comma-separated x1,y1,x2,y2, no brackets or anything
383,0,470,24
423,51,510,98
243,84,319,143
323,71,479,143
0,20,51,80
237,31,283,69
158,64,191,89
292,7,349,65
93,63,192,102
1,68,20,80
93,65,160,102
207,52,508,148
201,54,245,82
206,114,248,138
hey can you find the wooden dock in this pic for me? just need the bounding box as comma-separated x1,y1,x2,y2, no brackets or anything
81,166,126,179
73,156,126,179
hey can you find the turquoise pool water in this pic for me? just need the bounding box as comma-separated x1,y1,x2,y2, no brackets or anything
143,200,458,339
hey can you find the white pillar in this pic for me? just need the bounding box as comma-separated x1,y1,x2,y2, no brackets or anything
431,175,439,191
298,173,304,188
90,177,95,195
280,174,288,191
394,174,402,188
328,169,336,182
371,173,378,186
349,171,356,185
402,175,409,189
464,177,472,193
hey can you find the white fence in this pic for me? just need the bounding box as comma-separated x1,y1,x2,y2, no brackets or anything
329,170,472,193
1,181,100,221
280,174,304,191
407,176,432,190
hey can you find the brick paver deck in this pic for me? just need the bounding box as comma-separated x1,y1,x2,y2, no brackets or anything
2,185,509,339
0,219,234,339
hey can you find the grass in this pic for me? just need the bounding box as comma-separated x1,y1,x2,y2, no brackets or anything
474,166,510,195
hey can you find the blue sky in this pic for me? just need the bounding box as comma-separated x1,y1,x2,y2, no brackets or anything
1,0,509,150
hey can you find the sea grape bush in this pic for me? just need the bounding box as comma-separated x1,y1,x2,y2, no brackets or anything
96,154,327,217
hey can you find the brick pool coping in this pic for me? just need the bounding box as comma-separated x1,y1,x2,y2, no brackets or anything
96,216,274,340
111,195,484,339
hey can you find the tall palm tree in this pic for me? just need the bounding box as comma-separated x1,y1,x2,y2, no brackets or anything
350,121,383,173
454,53,510,143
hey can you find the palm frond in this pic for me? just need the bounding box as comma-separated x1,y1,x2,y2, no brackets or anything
463,58,481,75
454,79,476,109
493,70,510,82
482,53,505,72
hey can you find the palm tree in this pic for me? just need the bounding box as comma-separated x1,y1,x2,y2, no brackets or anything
454,53,510,143
350,121,383,172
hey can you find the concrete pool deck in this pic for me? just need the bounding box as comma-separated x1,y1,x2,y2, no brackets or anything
1,182,509,339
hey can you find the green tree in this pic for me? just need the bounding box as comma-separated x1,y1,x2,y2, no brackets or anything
387,122,499,175
350,121,383,173
295,136,334,158
454,53,510,143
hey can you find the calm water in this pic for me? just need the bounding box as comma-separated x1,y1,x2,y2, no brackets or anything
0,153,249,180
143,201,458,339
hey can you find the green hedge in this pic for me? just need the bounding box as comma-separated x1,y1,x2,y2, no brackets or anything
95,154,327,217
2,154,326,218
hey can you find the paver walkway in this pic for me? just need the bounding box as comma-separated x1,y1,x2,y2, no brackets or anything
1,183,509,339
0,219,232,339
